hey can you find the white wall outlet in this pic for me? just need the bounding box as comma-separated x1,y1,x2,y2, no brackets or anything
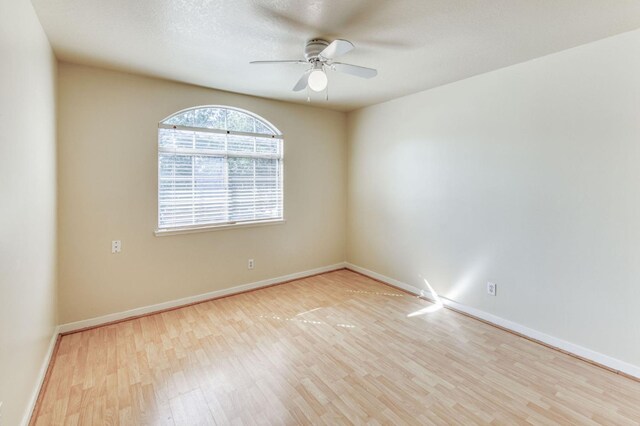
248,259,255,270
487,282,497,296
111,240,122,254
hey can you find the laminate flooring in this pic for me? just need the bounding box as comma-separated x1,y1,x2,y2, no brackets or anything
32,269,640,425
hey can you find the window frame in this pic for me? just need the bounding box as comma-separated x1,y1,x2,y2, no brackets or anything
154,105,285,236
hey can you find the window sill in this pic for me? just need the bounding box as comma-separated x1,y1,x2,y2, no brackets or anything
154,219,286,237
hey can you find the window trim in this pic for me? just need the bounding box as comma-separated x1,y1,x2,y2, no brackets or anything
158,122,284,140
154,218,286,237
155,105,284,235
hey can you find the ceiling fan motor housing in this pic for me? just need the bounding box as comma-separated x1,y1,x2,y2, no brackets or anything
304,39,330,62
249,38,376,94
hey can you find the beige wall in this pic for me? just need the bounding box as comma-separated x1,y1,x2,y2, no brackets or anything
0,0,58,424
347,30,640,366
57,63,347,324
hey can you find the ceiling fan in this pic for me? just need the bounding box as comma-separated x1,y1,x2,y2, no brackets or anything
250,39,377,93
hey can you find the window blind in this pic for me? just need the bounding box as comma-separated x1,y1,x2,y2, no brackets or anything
157,107,283,230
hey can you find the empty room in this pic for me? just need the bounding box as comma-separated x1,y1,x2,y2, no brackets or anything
2,0,640,424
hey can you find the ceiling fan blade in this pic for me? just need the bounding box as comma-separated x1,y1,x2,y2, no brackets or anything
250,60,307,65
292,71,310,92
332,62,377,79
319,39,354,60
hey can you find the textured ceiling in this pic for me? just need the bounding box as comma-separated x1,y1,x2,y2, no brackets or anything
32,0,640,111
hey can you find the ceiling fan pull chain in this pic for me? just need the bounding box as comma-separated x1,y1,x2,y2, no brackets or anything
324,64,329,101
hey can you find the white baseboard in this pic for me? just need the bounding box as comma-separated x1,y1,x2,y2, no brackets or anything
22,325,60,426
345,262,640,380
58,263,346,334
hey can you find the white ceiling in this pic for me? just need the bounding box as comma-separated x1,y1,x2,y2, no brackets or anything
32,0,640,111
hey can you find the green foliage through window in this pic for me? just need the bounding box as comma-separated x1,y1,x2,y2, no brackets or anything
158,106,283,229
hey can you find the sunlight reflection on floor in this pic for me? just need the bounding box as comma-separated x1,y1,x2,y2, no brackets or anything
345,289,405,297
259,315,356,328
407,278,444,317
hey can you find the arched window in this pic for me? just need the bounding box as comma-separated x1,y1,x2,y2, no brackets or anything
157,106,283,233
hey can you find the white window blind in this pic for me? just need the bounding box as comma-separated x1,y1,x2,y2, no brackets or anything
158,107,283,230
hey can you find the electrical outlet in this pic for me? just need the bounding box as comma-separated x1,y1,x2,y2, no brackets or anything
248,259,255,270
487,282,497,296
111,240,122,254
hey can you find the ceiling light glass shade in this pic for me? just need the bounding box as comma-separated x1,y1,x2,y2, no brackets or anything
308,69,328,92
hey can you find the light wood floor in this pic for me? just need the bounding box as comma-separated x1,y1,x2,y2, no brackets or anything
33,269,640,425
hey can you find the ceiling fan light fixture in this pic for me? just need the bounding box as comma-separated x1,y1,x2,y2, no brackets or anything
308,69,328,92
250,38,376,97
